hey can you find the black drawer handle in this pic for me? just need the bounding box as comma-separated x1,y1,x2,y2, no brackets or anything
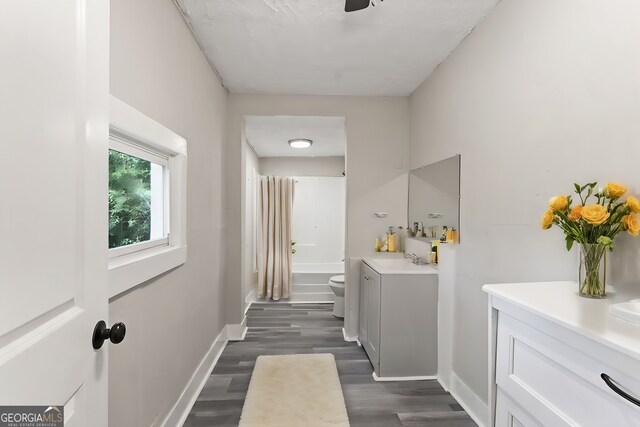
601,373,640,407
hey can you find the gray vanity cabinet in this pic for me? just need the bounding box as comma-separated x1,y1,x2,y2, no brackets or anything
358,268,368,349
359,262,381,368
359,260,438,379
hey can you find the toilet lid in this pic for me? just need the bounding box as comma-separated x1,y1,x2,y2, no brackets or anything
329,275,345,284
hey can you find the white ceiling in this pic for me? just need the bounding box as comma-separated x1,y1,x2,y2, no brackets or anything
245,116,346,157
176,0,499,96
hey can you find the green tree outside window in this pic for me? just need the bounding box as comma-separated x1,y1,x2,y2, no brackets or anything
108,149,151,248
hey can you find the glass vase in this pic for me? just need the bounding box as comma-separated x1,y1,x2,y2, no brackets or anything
578,243,607,298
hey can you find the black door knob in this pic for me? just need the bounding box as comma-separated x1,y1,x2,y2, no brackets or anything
92,320,126,350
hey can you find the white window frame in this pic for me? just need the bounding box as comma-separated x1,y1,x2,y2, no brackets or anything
108,138,169,257
108,95,187,297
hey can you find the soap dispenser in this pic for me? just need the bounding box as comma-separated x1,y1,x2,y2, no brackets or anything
430,244,438,264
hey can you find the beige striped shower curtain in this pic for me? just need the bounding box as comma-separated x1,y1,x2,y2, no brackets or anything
256,176,294,300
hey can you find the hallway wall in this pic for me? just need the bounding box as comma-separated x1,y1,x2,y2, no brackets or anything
260,156,345,177
409,0,640,420
243,142,260,303
109,0,228,425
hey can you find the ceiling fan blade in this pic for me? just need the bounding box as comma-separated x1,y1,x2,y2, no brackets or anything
345,0,370,12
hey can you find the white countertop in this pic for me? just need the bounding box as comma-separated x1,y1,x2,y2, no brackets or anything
363,257,439,275
483,281,640,361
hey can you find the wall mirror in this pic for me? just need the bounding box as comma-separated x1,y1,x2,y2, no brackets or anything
408,155,460,241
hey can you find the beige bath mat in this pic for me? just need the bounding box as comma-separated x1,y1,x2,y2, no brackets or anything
239,354,350,427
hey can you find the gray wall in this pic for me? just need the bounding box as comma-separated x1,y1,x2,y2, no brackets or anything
410,0,640,408
109,0,228,425
260,156,345,177
226,94,410,337
243,143,260,304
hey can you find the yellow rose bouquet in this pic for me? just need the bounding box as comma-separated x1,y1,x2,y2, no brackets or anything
542,182,640,297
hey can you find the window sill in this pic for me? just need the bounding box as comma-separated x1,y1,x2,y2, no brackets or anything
108,244,187,298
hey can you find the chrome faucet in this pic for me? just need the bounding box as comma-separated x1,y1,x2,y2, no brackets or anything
404,253,418,262
404,252,426,265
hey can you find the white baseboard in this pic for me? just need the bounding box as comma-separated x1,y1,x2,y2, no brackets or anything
244,289,256,313
161,329,228,427
450,372,488,427
437,377,450,393
244,299,253,316
342,328,357,342
372,373,437,382
225,316,248,341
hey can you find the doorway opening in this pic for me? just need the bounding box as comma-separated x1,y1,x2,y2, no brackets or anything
242,115,347,315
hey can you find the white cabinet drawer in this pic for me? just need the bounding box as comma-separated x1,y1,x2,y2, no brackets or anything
495,388,542,427
497,313,640,427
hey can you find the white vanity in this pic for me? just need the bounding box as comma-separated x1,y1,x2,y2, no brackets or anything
484,281,640,427
359,258,438,380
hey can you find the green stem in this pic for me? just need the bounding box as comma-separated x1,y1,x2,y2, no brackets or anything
579,244,606,297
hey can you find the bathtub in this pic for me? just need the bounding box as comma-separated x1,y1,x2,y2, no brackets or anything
292,262,345,285
290,262,344,302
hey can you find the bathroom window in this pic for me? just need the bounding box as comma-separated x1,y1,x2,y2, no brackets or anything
108,96,187,297
108,142,167,255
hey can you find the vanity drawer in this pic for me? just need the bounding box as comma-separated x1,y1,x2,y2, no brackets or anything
495,388,542,427
496,313,640,427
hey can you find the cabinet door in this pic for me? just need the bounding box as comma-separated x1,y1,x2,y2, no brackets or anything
367,271,381,366
359,268,368,345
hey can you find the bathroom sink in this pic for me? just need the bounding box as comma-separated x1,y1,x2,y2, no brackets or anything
363,258,438,275
609,299,640,325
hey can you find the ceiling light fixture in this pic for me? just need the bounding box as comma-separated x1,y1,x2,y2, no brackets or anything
288,138,313,149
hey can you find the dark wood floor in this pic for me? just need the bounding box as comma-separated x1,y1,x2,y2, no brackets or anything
184,303,476,427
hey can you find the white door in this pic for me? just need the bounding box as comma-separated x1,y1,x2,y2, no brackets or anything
0,2,110,426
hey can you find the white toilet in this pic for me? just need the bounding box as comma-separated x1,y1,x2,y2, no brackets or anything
329,275,345,318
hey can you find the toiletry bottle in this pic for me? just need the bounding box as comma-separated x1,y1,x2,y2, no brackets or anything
441,226,448,242
451,227,458,243
396,226,406,252
384,228,390,252
387,226,397,252
375,237,381,252
430,245,437,264
413,222,419,237
431,240,440,264
419,222,425,237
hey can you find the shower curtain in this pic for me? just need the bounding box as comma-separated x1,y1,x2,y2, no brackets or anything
257,176,295,300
